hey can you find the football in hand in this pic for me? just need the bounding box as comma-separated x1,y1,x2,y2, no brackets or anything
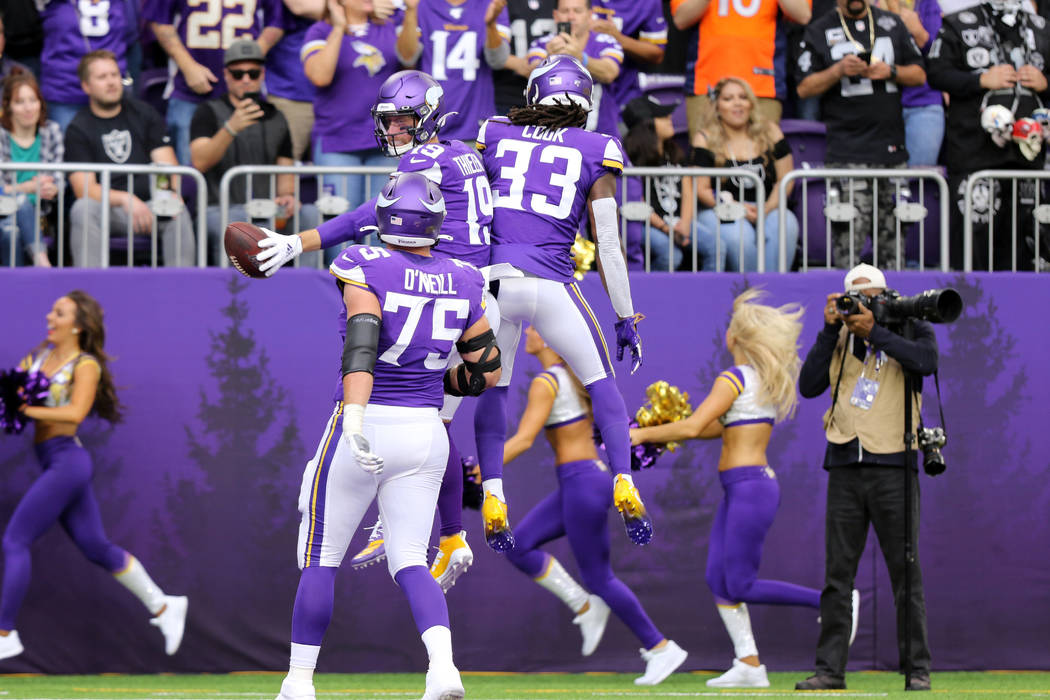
224,221,268,278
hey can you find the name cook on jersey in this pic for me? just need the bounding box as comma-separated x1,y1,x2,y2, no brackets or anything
519,125,571,142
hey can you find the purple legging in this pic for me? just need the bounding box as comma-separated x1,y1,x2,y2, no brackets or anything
505,459,663,649
0,436,127,630
436,424,462,538
706,466,821,608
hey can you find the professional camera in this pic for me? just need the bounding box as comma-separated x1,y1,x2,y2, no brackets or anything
918,426,947,476
836,288,963,326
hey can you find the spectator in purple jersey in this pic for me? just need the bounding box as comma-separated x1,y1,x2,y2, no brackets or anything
473,56,650,553
147,0,284,166
527,0,624,134
397,0,511,143
0,70,59,267
190,39,321,266
65,50,196,267
883,0,943,166
590,0,667,112
271,171,501,700
302,0,408,247
0,290,188,663
493,0,557,113
36,0,130,132
632,289,827,689
266,1,321,162
503,326,688,685
256,70,499,589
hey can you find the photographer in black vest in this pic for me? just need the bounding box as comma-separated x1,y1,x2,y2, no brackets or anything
190,39,319,266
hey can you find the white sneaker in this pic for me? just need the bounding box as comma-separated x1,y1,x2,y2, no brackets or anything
0,630,24,660
634,639,688,686
705,658,770,688
275,676,316,700
849,588,861,646
420,662,464,700
573,595,610,656
150,595,188,655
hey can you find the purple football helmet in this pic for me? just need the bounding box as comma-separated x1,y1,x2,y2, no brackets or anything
372,70,445,157
375,171,446,248
524,55,593,111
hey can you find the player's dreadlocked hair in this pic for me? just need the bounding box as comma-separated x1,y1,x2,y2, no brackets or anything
508,102,588,129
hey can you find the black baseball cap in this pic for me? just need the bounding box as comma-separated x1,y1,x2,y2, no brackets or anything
224,39,264,66
622,95,678,130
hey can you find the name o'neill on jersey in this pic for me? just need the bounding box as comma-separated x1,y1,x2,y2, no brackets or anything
329,246,487,408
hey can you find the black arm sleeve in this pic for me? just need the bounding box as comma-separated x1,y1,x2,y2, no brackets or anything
341,313,380,376
867,320,938,376
799,323,843,398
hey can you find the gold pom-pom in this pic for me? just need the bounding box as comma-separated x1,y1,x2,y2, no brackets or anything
635,381,693,451
571,234,595,280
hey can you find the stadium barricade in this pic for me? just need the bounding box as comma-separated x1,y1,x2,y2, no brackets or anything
962,169,1050,272
218,164,395,270
0,162,208,268
620,166,767,272
777,167,950,272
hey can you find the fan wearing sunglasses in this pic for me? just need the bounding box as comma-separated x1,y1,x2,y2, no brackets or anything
189,39,321,267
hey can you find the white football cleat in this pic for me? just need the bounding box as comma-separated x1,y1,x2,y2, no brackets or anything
634,639,688,685
275,675,316,700
849,588,861,646
0,630,24,660
706,658,770,688
573,595,610,656
150,595,188,655
420,662,464,700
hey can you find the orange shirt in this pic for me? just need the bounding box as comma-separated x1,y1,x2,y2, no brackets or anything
672,0,796,98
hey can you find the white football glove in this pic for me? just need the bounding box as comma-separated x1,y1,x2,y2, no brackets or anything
342,404,383,474
255,228,303,276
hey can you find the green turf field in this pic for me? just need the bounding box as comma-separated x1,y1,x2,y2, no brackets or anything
1,672,1048,699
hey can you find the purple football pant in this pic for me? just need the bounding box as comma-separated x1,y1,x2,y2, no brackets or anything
505,459,663,649
0,436,127,629
706,466,821,607
437,424,463,538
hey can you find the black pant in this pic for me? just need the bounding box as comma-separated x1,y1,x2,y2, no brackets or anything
948,171,1039,271
815,465,931,679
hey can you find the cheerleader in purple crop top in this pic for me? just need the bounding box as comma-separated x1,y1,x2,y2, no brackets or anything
0,291,187,662
501,326,688,686
632,289,836,690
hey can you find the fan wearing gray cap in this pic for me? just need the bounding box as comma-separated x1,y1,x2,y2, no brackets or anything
189,39,320,267
621,96,688,271
796,263,937,692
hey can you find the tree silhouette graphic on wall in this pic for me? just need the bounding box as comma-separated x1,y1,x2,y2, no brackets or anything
183,274,305,647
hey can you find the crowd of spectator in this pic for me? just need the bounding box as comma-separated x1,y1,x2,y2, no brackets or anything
0,0,1047,270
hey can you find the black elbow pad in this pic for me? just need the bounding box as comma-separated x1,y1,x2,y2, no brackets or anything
342,313,380,376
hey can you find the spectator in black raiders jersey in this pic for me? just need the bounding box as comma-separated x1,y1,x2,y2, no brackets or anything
65,51,196,268
926,0,1050,271
494,0,557,114
796,0,925,270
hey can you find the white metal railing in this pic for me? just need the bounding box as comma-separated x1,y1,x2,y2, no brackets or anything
622,166,767,272
777,168,951,272
963,170,1050,272
0,162,207,267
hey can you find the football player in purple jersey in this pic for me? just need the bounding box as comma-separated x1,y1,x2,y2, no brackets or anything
526,0,624,135
473,54,651,549
273,171,500,700
256,69,502,585
396,0,512,142
147,0,284,166
501,326,689,685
